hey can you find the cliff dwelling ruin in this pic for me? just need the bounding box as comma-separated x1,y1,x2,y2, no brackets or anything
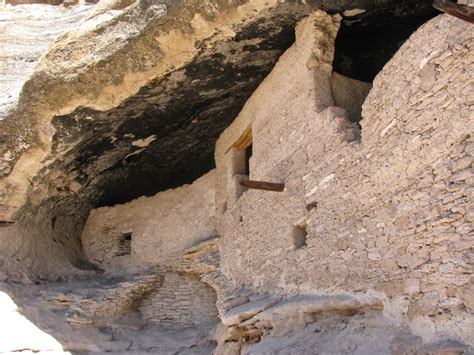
0,0,473,353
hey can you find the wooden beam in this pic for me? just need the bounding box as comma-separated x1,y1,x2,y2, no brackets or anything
225,125,252,154
0,220,15,227
240,179,285,192
433,0,474,23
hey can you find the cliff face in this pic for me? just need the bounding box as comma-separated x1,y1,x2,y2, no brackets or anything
0,0,437,280
0,4,93,120
0,0,436,218
0,0,473,353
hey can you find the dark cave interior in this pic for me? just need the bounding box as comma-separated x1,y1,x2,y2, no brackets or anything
333,3,438,82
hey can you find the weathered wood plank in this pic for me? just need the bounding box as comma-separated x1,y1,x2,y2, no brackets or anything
225,125,252,153
240,179,285,192
433,0,474,23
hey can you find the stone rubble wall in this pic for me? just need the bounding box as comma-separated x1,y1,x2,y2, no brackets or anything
215,12,473,347
78,9,472,347
81,170,216,271
139,272,218,328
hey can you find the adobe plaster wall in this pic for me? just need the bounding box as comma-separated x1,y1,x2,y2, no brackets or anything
81,170,216,271
215,11,473,346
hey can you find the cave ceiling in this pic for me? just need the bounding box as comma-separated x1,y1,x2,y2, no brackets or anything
1,0,439,215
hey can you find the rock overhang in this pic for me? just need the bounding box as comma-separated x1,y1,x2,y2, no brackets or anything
49,13,299,207
0,0,439,221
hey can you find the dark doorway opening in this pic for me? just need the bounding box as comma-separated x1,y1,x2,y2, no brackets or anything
333,4,439,82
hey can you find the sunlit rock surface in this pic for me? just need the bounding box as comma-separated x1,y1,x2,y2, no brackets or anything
0,3,93,121
0,291,69,353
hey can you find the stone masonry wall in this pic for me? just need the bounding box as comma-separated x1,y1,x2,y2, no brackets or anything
81,170,216,270
216,12,473,346
139,272,218,328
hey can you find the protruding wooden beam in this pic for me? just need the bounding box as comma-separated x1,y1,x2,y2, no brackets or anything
433,0,474,23
0,220,15,227
240,179,285,192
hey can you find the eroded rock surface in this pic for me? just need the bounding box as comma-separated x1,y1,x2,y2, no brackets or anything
0,0,436,232
0,3,93,120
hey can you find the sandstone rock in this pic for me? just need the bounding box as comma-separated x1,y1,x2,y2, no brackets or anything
462,283,474,310
451,155,473,172
248,294,269,302
215,341,241,355
390,336,468,355
446,284,459,298
450,168,473,182
403,278,421,296
225,289,254,301
222,297,280,326
335,237,350,251
376,281,403,298
330,71,372,122
449,240,474,252
379,259,400,272
221,295,249,311
0,291,68,354
397,252,429,269
407,292,439,319
0,3,93,121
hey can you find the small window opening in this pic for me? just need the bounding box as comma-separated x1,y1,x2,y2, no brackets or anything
293,225,307,250
224,125,252,202
116,232,132,256
245,144,252,176
228,125,252,177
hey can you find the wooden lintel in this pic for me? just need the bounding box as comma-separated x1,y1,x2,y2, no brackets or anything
240,179,285,192
433,0,474,23
225,125,252,154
